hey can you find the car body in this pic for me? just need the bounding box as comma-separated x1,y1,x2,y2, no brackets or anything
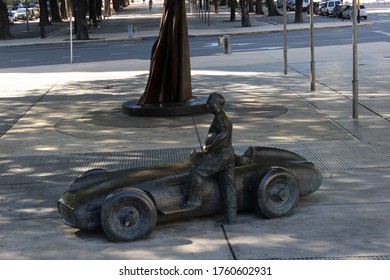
287,0,296,11
13,8,34,21
342,4,368,20
321,0,341,16
331,3,343,18
318,1,326,15
307,1,321,14
29,7,40,19
12,2,24,10
8,10,15,25
302,0,310,12
58,146,322,242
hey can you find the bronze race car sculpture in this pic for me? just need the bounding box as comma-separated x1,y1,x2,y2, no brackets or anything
58,146,322,242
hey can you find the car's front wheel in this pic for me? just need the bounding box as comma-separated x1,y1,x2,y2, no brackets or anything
101,188,157,242
256,168,300,218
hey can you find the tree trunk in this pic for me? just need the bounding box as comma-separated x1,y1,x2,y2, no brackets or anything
113,0,120,12
72,0,89,40
50,0,63,22
96,0,102,20
255,0,264,14
240,0,251,27
249,0,254,13
229,0,236,22
104,0,111,17
89,0,98,27
0,0,12,39
294,0,303,23
265,0,282,16
59,0,68,19
39,0,52,25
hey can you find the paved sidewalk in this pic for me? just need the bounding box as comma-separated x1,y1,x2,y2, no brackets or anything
0,2,389,260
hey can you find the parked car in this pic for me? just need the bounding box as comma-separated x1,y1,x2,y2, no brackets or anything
58,146,322,242
28,7,40,19
318,1,326,15
12,2,24,10
302,0,310,12
287,0,296,11
8,10,15,25
331,3,343,18
13,8,34,21
342,4,368,20
321,0,341,16
307,1,321,14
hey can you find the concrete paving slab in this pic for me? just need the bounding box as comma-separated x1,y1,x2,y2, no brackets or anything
224,169,390,259
1,168,388,260
0,55,357,157
0,183,232,260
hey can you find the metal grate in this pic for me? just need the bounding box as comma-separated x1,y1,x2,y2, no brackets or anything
0,140,389,185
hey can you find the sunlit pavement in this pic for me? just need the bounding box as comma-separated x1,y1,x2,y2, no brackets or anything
0,2,389,260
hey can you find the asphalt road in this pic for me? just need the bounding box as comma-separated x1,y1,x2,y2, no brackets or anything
2,5,390,69
1,22,389,69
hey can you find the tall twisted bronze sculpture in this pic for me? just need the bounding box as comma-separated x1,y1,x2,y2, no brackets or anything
122,0,207,116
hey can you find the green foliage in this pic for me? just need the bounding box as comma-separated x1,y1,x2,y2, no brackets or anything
4,0,39,9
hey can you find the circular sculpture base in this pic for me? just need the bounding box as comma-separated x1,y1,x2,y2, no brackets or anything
122,96,208,117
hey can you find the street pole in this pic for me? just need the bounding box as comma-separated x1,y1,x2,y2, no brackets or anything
283,0,287,75
25,1,30,33
352,0,359,118
70,10,73,64
310,0,315,91
208,0,210,26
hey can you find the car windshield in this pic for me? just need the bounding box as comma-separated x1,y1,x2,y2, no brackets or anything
360,5,365,9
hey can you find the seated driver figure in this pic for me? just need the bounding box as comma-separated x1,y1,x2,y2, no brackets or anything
186,93,236,224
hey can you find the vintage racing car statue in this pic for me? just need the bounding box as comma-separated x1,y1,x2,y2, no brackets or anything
58,146,322,242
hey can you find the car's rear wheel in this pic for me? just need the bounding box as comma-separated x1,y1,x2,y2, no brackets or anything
256,168,299,218
101,188,157,242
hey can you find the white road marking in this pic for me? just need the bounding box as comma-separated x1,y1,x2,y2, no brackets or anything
10,59,31,62
374,30,390,36
61,56,80,59
110,52,129,55
234,47,283,52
